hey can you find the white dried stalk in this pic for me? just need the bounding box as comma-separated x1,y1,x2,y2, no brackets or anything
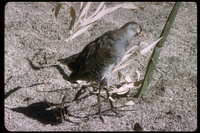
140,37,163,55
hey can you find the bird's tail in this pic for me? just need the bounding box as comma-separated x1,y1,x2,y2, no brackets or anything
57,53,80,70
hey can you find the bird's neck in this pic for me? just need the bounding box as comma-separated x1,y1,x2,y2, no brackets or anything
112,28,129,41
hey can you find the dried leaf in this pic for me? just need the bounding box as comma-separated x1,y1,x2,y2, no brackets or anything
120,53,132,64
80,2,84,11
81,5,106,27
124,100,135,106
71,24,91,40
122,2,141,10
134,80,143,87
82,2,141,26
115,45,138,69
77,2,92,26
55,3,62,18
140,41,149,46
82,3,125,26
125,73,132,83
115,54,133,71
139,7,144,10
117,88,130,95
79,2,92,19
109,96,115,102
135,70,140,81
111,83,133,95
114,58,135,71
66,38,70,43
86,2,105,20
140,37,163,55
76,80,83,84
126,45,138,55
69,6,76,31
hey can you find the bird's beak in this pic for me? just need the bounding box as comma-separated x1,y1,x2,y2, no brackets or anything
139,30,147,40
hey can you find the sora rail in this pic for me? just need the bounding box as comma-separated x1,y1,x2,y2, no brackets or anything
58,21,144,122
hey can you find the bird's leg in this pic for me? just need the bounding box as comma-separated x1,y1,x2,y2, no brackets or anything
98,79,106,122
105,78,122,117
105,79,114,108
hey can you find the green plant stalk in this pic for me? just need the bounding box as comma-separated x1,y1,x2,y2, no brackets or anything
136,2,181,97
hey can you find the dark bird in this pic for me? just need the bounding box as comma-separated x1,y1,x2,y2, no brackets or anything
58,21,144,122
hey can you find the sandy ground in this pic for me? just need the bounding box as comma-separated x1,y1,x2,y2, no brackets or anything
4,2,197,131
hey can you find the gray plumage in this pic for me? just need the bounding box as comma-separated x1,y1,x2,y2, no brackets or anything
58,21,142,83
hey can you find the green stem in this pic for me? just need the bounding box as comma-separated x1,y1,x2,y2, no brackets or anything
136,2,181,97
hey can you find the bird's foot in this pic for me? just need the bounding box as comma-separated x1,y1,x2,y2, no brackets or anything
109,107,123,117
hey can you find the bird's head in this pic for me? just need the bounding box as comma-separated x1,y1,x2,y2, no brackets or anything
122,21,145,38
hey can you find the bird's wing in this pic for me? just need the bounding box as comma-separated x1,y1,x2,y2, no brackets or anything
70,34,116,78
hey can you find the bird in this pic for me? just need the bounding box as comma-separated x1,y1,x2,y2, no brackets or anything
58,21,144,122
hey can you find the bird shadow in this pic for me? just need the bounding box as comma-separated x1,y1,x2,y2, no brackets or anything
8,58,127,124
26,58,74,82
6,84,99,125
5,58,100,124
6,85,128,124
4,86,22,99
7,101,74,125
7,92,102,125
